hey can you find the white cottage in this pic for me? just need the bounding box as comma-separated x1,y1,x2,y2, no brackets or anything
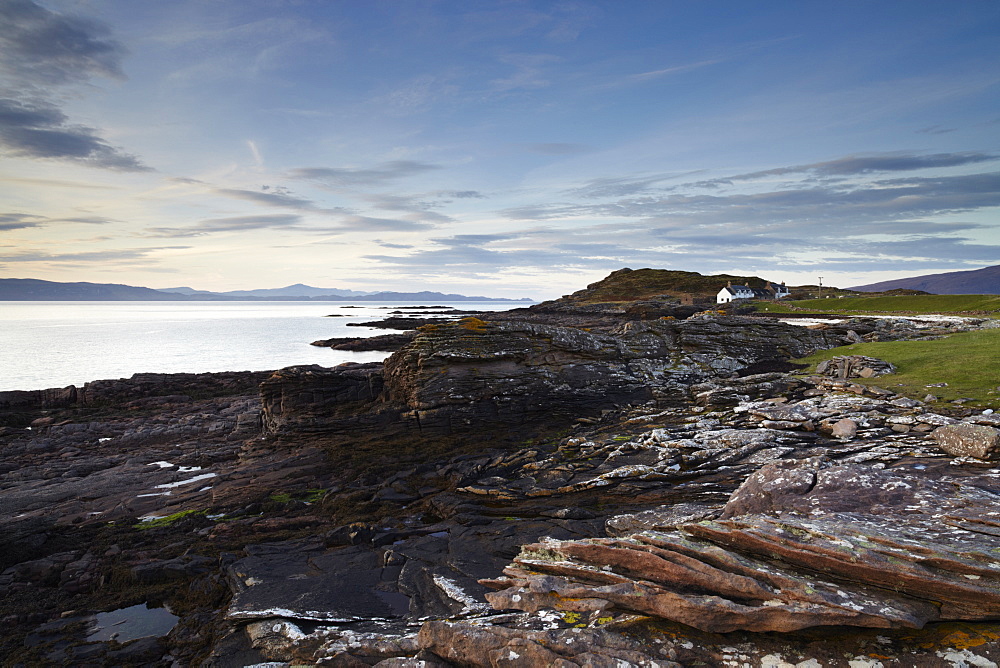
717,281,790,304
716,282,755,303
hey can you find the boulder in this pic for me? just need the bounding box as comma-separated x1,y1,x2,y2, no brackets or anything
815,355,895,379
829,418,858,439
932,423,1000,459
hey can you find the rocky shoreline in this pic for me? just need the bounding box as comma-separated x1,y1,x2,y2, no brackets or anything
2,298,1000,666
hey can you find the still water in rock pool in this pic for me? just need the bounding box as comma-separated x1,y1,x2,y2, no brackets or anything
86,603,178,642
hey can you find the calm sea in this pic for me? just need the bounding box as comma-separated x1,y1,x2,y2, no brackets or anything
0,301,519,392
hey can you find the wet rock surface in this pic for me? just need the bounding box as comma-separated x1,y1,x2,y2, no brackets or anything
3,310,1000,666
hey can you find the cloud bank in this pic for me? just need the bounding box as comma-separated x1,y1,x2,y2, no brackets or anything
369,151,1000,279
0,0,148,171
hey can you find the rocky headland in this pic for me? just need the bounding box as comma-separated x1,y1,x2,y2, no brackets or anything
2,270,1000,667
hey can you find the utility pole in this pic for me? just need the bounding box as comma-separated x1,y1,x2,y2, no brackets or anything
818,277,823,300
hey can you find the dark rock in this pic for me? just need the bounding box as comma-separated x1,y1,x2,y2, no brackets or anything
106,635,166,664
132,555,215,584
260,362,386,435
348,317,456,330
262,315,845,442
312,332,417,352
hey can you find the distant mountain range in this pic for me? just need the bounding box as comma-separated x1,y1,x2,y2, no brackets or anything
0,278,532,302
851,264,1000,294
159,283,373,298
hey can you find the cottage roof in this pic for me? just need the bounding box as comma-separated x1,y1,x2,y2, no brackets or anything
719,281,788,300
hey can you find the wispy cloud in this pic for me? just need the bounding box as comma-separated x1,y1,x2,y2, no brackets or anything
0,174,120,189
0,246,188,267
490,53,561,92
145,209,433,238
732,152,999,181
338,215,433,233
146,214,303,237
360,193,453,224
565,171,700,199
0,211,116,230
916,125,956,135
526,142,590,155
287,161,442,188
437,190,487,199
625,58,723,84
214,186,321,211
210,182,447,227
0,212,40,230
377,73,460,113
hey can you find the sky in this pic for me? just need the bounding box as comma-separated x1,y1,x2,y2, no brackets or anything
0,0,998,300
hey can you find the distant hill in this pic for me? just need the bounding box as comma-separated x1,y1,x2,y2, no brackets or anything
157,286,218,296
158,284,372,297
344,291,531,302
230,284,372,298
0,278,191,301
162,284,529,301
851,265,1000,295
544,267,786,305
0,278,531,302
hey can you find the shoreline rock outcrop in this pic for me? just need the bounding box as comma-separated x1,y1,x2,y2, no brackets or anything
261,314,851,442
4,298,1000,666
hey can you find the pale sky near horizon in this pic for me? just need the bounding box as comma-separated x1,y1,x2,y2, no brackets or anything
1,0,998,299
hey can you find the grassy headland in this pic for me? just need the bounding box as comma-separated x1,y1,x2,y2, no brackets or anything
793,328,1000,406
548,268,778,304
769,294,1000,315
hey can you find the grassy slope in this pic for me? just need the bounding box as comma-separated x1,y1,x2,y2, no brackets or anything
793,329,1000,406
781,294,1000,314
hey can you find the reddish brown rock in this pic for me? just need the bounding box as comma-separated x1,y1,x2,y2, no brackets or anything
416,620,682,667
482,461,1000,633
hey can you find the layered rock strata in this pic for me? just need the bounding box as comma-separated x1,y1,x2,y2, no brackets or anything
261,315,849,440
485,459,1000,633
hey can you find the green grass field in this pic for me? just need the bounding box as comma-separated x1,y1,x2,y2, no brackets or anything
793,329,1000,407
777,294,1000,315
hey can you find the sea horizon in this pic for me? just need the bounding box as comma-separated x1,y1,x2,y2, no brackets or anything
0,300,520,393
